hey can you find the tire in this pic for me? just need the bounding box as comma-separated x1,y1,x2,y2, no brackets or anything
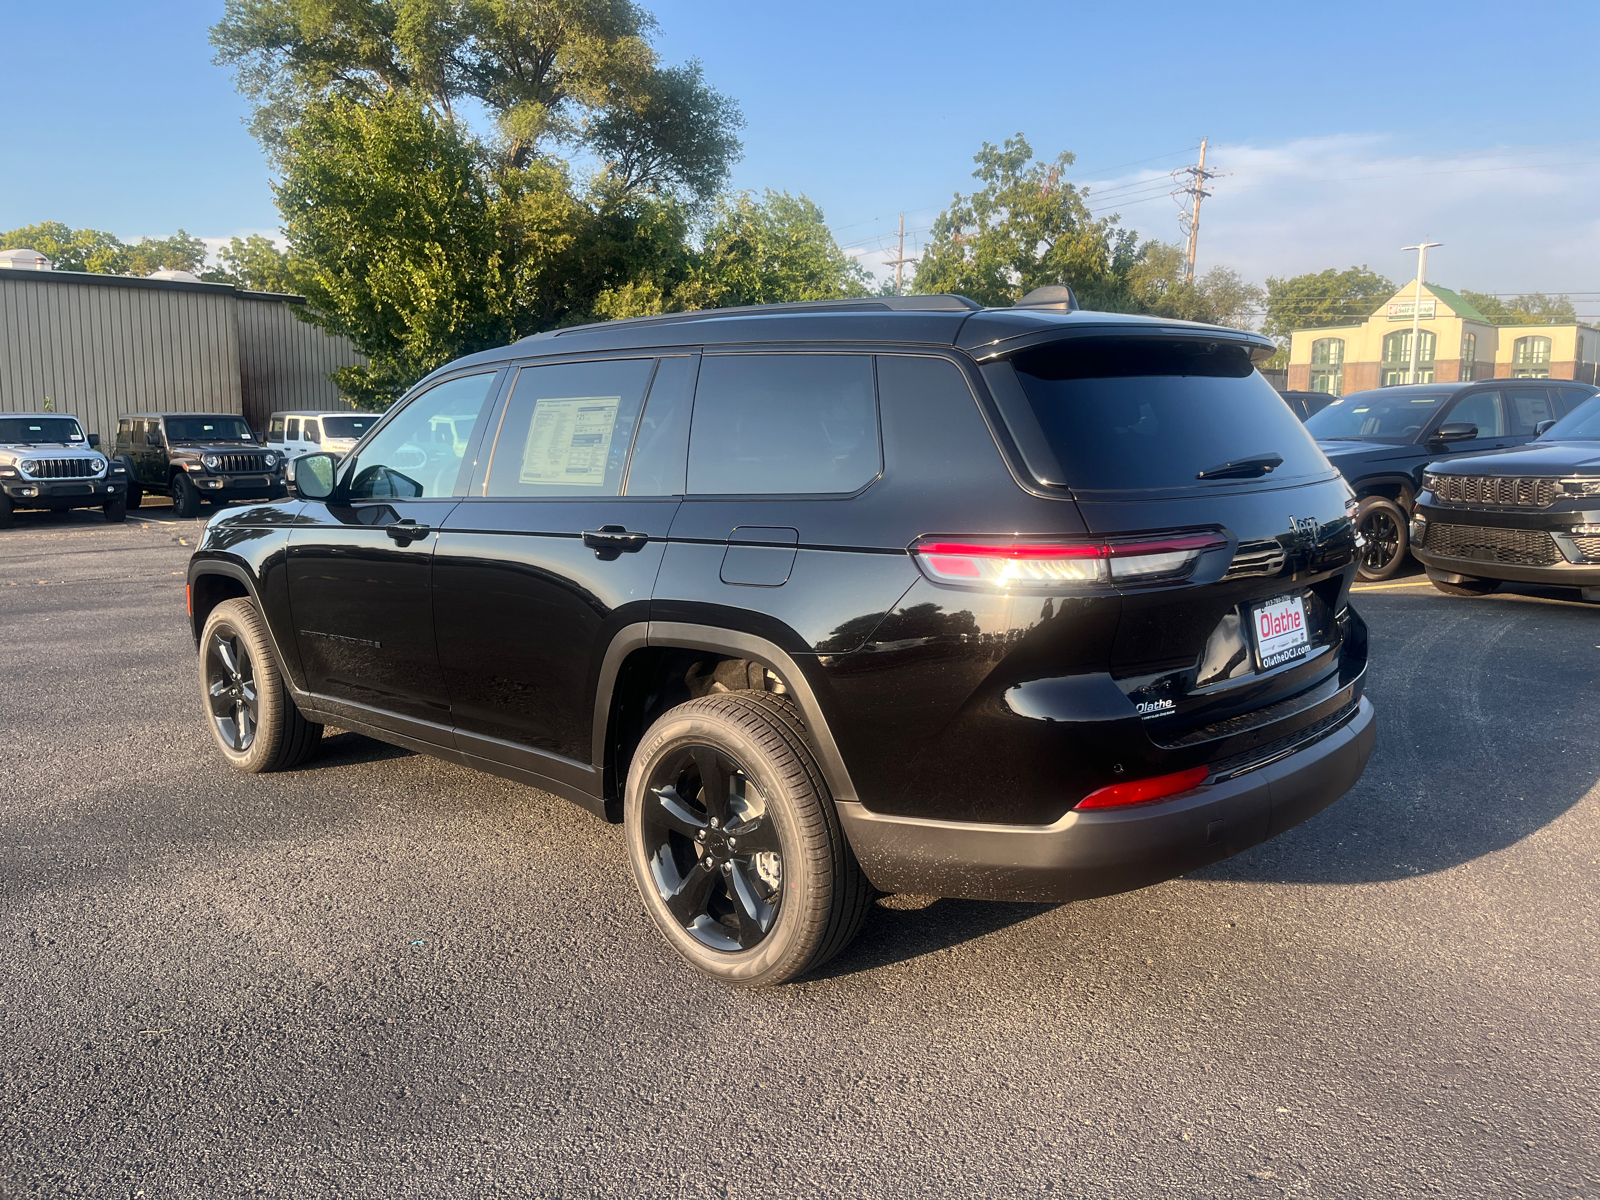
126,483,143,509
198,598,322,773
624,690,871,987
103,495,127,523
0,493,13,529
1356,496,1408,581
171,473,202,518
1427,572,1499,597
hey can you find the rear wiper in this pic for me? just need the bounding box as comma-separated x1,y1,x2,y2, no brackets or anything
1196,453,1283,480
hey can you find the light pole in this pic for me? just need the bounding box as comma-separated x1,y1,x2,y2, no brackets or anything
1400,238,1443,384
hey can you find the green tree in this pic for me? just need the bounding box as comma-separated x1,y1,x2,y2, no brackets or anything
674,191,870,311
911,134,1138,308
1459,290,1577,325
202,234,302,292
1120,242,1264,327
1262,266,1395,341
0,222,206,275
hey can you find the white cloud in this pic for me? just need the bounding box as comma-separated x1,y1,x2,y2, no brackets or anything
1086,134,1600,317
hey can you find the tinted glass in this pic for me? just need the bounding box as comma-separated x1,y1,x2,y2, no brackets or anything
347,373,497,500
482,358,655,497
1305,390,1449,440
1008,339,1327,491
165,416,253,443
624,356,696,496
1539,394,1600,440
1505,388,1554,435
322,415,375,439
1443,390,1505,437
0,417,86,443
688,354,879,495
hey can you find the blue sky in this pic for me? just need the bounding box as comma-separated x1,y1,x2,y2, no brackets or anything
4,1,1598,315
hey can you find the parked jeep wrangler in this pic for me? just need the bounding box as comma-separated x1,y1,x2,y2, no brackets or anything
112,413,286,517
187,292,1375,986
0,412,128,527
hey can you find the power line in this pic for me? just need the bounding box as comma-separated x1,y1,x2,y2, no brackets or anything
1175,138,1219,284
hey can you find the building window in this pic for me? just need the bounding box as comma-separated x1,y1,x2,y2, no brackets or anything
1512,336,1552,379
1460,332,1476,382
1381,329,1435,386
1309,337,1345,396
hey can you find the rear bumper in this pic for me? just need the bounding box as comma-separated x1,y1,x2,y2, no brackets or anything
3,478,124,508
837,695,1375,902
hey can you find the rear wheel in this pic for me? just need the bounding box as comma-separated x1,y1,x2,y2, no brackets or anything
198,598,322,772
624,691,871,987
1356,496,1408,581
171,473,201,518
1427,572,1499,597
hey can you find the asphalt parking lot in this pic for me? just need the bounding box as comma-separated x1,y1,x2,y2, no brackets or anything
2,504,1598,1199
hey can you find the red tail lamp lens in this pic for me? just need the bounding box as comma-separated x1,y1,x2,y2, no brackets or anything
911,534,1225,589
1075,765,1210,810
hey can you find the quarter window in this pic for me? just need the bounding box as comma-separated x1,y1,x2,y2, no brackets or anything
303,419,320,444
481,358,656,497
347,373,498,500
1309,337,1344,396
268,417,285,443
687,354,880,495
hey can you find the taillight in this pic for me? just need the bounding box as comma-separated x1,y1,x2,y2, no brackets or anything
910,533,1225,589
1075,765,1209,810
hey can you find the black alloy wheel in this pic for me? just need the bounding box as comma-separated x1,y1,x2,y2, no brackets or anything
206,626,260,752
172,473,202,518
103,495,127,523
1356,496,1408,581
640,743,785,951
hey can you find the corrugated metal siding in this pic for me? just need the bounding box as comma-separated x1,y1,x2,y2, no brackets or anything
0,274,241,439
237,298,366,430
0,273,366,438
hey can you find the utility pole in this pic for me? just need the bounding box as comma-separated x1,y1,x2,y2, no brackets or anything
1400,238,1443,384
1177,138,1217,285
882,212,917,296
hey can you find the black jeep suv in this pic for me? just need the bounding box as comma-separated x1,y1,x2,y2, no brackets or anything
186,292,1375,986
112,413,286,517
1306,380,1598,579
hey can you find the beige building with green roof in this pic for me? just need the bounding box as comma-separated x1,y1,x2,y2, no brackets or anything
1286,281,1600,396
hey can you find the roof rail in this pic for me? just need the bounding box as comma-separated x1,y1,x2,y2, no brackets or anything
519,294,982,342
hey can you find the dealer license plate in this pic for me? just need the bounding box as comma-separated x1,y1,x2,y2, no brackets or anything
1251,594,1309,670
229,475,269,488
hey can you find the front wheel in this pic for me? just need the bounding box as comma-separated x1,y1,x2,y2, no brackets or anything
1356,496,1408,581
103,495,127,523
171,474,202,518
0,493,12,530
198,598,322,772
624,691,871,987
126,483,143,509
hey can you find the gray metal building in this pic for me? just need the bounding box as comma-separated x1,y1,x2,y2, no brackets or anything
0,263,365,437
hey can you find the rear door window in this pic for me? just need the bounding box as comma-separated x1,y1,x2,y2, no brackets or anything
1003,337,1328,492
1506,387,1555,434
481,358,656,497
687,354,879,495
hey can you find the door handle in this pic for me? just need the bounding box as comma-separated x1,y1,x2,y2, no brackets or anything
386,519,432,544
582,526,649,557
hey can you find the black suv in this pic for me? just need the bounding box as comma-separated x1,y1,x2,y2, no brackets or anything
1412,392,1600,599
111,413,286,517
1306,380,1598,579
186,293,1376,986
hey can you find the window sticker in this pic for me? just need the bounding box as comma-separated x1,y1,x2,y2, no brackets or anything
518,396,621,486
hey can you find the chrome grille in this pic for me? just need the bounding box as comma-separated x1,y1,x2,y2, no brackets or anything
1426,523,1562,566
215,452,268,473
1570,536,1600,562
27,458,99,479
1429,474,1558,507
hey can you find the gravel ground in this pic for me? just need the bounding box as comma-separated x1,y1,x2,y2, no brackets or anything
2,504,1598,1199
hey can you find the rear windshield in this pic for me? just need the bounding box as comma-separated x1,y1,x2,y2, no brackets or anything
0,417,85,444
165,416,254,443
1007,338,1328,491
1538,394,1600,440
1305,390,1448,441
322,415,377,439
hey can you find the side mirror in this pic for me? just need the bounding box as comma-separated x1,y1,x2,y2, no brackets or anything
87,433,100,448
293,452,338,501
1433,422,1478,443
1535,419,1557,436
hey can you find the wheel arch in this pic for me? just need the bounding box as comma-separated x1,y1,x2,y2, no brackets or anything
593,622,859,816
1353,474,1418,512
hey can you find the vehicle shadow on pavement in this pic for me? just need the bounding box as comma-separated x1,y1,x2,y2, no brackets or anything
294,729,419,770
808,896,1059,979
1195,586,1600,886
